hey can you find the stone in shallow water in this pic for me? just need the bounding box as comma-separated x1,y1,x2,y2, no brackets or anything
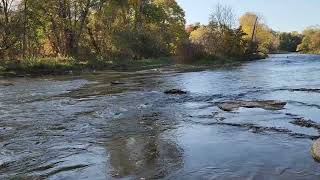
290,118,320,129
312,139,320,161
110,81,124,85
164,89,187,95
280,88,320,93
217,100,287,112
0,80,14,86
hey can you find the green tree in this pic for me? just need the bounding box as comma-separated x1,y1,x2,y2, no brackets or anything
239,12,279,54
279,32,302,52
0,0,187,61
297,27,320,54
0,0,24,59
189,4,248,58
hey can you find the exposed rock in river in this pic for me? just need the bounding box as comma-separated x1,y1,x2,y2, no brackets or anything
110,81,125,85
0,80,14,86
279,88,320,93
217,100,287,112
290,118,320,129
205,122,319,140
312,139,320,161
164,89,187,95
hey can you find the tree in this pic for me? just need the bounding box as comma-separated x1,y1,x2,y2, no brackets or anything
279,32,302,52
239,12,278,54
189,4,248,59
189,25,218,54
297,27,320,54
186,22,200,34
210,3,235,29
0,0,23,59
0,0,187,61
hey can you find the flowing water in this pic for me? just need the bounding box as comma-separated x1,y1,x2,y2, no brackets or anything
1,54,320,180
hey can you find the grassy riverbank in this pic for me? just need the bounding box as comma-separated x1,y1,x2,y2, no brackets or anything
0,57,173,77
0,54,266,77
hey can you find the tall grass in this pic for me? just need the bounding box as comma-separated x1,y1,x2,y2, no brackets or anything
0,56,174,76
1,57,79,75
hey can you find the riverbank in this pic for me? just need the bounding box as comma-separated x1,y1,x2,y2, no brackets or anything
0,55,266,77
0,57,172,77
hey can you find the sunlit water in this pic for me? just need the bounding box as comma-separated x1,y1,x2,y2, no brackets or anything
1,54,320,179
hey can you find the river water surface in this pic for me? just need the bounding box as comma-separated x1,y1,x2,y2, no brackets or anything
1,54,320,179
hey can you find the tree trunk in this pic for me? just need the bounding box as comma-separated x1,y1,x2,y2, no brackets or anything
251,16,258,43
23,0,28,58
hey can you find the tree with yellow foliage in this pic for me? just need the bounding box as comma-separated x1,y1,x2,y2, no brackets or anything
239,12,279,54
297,27,320,54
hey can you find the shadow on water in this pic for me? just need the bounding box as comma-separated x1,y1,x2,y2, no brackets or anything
106,134,183,179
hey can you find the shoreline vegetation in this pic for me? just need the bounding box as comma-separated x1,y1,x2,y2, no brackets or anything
0,1,319,77
0,54,265,77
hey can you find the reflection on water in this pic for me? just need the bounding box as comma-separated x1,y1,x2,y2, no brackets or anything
107,135,183,179
1,54,320,179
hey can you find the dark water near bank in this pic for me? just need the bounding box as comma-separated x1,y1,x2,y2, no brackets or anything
1,54,320,179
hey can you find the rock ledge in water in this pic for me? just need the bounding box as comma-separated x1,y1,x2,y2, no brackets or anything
217,100,286,112
290,118,320,129
312,139,320,161
0,80,14,86
280,88,320,93
110,81,124,85
164,89,187,95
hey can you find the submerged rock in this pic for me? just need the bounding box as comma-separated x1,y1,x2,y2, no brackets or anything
217,100,287,112
206,121,318,139
279,88,320,93
290,118,320,129
164,89,187,95
0,81,14,86
110,81,124,85
312,139,320,161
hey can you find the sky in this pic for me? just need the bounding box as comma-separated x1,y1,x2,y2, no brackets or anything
176,0,320,32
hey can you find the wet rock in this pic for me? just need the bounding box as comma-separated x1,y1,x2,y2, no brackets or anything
164,89,187,95
138,103,149,110
217,100,286,112
279,88,320,93
110,81,124,85
0,81,14,86
290,118,320,129
285,113,298,117
45,164,89,177
312,139,320,161
0,161,5,169
0,157,11,170
3,83,14,86
48,125,67,131
206,121,318,139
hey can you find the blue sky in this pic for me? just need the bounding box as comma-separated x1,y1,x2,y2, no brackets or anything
176,0,319,32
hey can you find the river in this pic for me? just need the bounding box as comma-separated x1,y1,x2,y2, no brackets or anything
1,54,320,179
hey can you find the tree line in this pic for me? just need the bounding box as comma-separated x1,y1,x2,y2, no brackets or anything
297,26,320,54
0,1,319,67
185,4,320,63
0,0,186,61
